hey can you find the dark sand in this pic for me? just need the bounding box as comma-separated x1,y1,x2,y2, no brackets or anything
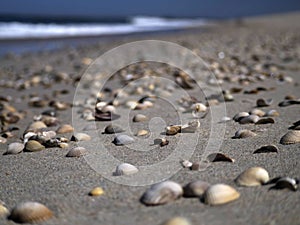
0,12,300,225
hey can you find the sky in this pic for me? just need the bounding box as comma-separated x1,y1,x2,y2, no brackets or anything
0,0,300,18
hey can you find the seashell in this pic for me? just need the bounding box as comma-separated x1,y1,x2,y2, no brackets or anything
49,100,70,110
223,92,234,102
233,129,256,139
41,109,57,117
114,163,139,176
255,117,275,124
219,116,231,123
239,115,259,124
136,129,149,136
66,147,87,157
4,142,24,155
28,97,48,107
161,217,191,225
290,120,300,130
285,95,297,100
270,177,298,191
101,105,116,114
180,159,193,168
206,99,219,106
235,167,269,186
140,181,183,206
56,124,74,134
280,130,300,145
39,115,59,127
59,142,69,148
230,87,243,93
233,112,249,122
104,124,124,134
133,114,148,122
0,202,9,217
94,111,120,121
27,121,47,130
113,134,134,146
265,109,279,117
0,137,7,144
71,133,91,141
278,99,300,107
191,103,207,112
9,201,53,223
181,120,200,133
190,162,200,171
183,180,210,197
160,138,169,147
89,187,105,196
166,125,181,135
207,153,235,163
25,140,45,152
126,100,138,109
249,109,265,117
256,98,273,107
253,145,278,154
203,184,240,206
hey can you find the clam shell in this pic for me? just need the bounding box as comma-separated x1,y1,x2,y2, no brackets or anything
0,203,9,217
257,98,273,107
161,217,191,225
114,163,139,176
255,117,275,124
136,129,149,136
113,134,134,146
133,114,148,122
235,167,269,186
9,202,53,223
234,129,256,139
89,187,105,196
191,103,207,112
181,120,200,133
71,133,91,141
239,115,259,124
66,147,87,157
233,112,249,122
183,180,210,197
280,130,300,145
5,142,24,155
271,177,298,191
203,184,240,205
265,109,279,117
160,138,169,147
249,109,265,117
56,124,74,134
25,140,45,152
104,124,124,134
253,145,278,154
140,181,183,206
166,125,181,135
27,121,47,130
40,115,59,126
207,153,235,163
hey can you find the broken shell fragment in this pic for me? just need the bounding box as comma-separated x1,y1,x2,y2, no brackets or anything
183,180,210,197
133,114,148,122
140,181,183,206
56,124,74,134
280,130,300,145
207,153,235,163
89,187,105,196
104,124,124,134
66,147,87,157
255,117,275,124
113,134,134,146
233,129,256,139
270,177,298,191
161,217,191,225
114,163,139,176
25,140,45,152
9,202,53,223
256,98,273,107
203,184,240,206
5,142,24,155
235,167,269,186
253,145,278,154
160,138,169,147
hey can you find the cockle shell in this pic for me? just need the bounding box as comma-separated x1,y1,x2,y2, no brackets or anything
233,129,256,139
235,167,269,186
9,202,53,223
56,124,74,134
161,217,191,225
114,163,139,176
239,115,260,124
249,108,265,117
203,184,240,205
280,130,300,145
25,140,45,152
5,142,24,155
140,181,183,206
183,180,210,197
66,147,87,157
113,135,134,146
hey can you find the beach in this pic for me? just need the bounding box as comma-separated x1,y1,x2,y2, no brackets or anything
0,12,300,225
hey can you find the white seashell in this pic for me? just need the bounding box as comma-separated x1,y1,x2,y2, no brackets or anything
203,184,240,205
101,105,116,114
9,202,53,223
180,159,193,168
125,100,138,109
183,180,210,197
235,167,269,186
233,112,249,122
239,115,260,124
249,108,265,117
113,134,134,145
140,181,183,206
136,129,149,136
234,129,256,139
114,163,139,176
181,120,200,133
161,217,191,225
5,142,24,155
191,103,207,112
0,203,9,217
66,147,87,157
280,130,300,145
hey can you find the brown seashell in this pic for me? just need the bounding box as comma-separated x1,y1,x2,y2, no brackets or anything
161,217,191,225
255,117,275,124
253,145,278,154
133,114,148,122
256,98,273,107
56,124,74,134
66,147,87,157
203,184,240,206
233,129,256,139
183,180,210,197
89,187,105,196
140,181,183,206
28,97,48,107
9,202,53,223
4,142,24,155
25,140,45,152
249,109,265,117
166,125,181,135
190,162,200,171
27,121,47,130
280,130,300,145
207,153,235,163
235,167,269,186
160,138,169,147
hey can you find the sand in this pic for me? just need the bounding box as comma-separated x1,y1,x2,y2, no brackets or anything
0,12,300,225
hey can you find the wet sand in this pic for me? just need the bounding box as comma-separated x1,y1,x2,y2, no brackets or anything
0,12,300,225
